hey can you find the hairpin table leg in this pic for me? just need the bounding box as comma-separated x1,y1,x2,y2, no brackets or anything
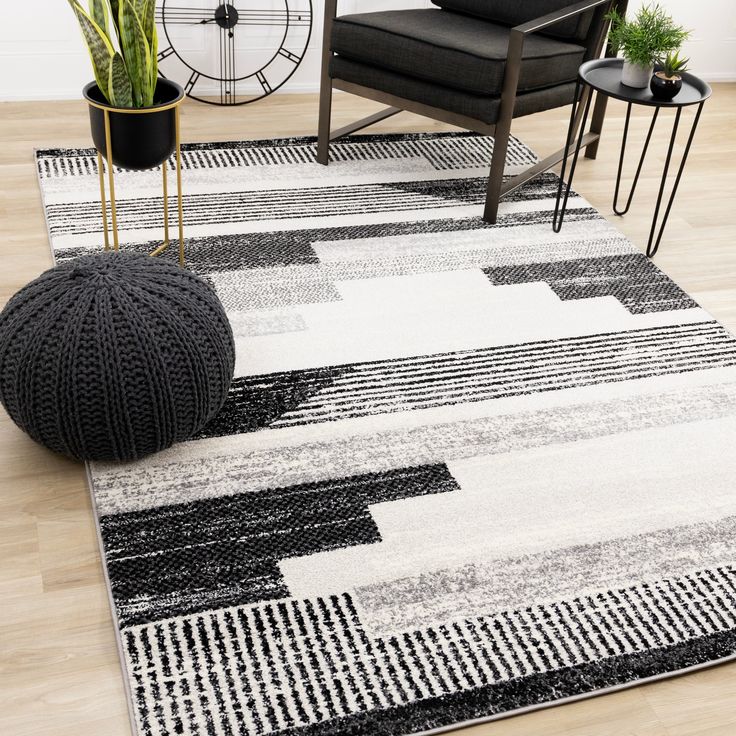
553,79,593,233
612,103,659,216
645,102,704,257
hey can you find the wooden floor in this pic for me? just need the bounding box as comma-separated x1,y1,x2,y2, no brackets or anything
1,89,735,736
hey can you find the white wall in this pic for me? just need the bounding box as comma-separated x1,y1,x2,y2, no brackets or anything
0,1,734,101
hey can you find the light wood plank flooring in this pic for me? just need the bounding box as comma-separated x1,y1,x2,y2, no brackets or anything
1,89,735,736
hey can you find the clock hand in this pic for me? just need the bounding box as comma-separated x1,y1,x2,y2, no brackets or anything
221,24,236,103
155,6,226,25
235,9,311,27
218,24,235,104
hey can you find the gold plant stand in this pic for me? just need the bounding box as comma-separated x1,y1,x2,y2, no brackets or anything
90,98,186,266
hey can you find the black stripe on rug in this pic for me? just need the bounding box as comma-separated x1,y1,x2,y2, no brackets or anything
100,463,459,627
484,254,698,314
43,176,586,235
279,628,736,736
34,130,526,158
197,322,736,439
50,204,599,273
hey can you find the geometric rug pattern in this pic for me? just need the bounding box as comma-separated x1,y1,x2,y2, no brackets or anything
36,132,736,736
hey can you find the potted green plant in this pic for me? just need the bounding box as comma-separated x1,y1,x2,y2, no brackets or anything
651,51,689,101
67,0,184,170
606,4,690,89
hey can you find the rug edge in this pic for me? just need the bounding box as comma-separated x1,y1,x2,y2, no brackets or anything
33,151,144,736
32,130,534,161
32,135,736,736
409,650,736,736
85,462,143,736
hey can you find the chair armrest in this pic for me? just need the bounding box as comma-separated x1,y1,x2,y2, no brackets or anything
500,0,614,114
512,0,613,36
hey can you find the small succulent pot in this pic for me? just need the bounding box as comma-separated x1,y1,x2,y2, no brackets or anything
83,78,184,171
621,60,654,88
650,71,683,101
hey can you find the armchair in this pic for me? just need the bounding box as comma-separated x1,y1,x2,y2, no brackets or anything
317,0,626,223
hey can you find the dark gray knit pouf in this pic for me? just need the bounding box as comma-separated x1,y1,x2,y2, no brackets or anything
0,252,235,461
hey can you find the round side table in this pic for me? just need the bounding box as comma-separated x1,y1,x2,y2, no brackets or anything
552,57,712,257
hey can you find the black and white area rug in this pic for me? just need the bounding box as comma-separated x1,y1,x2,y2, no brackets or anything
36,133,736,736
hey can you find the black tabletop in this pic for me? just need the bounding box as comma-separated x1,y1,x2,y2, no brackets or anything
579,58,712,107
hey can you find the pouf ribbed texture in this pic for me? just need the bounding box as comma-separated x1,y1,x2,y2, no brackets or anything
0,252,235,461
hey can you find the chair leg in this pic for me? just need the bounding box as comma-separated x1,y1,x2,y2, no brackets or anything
584,91,608,160
317,79,333,165
317,0,337,166
484,24,523,225
483,119,512,224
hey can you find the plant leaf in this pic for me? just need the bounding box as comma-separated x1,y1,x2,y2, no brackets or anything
137,0,154,42
67,0,115,102
607,3,690,67
108,52,133,107
108,0,121,36
138,0,158,94
89,0,110,41
149,13,158,97
119,0,151,106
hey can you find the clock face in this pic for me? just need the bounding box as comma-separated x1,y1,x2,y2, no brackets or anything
155,1,313,105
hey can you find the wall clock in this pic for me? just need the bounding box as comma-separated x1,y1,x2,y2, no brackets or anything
155,1,313,105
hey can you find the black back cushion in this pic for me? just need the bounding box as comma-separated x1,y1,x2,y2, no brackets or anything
430,0,596,42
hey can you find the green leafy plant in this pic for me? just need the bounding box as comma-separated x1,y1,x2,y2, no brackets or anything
606,4,690,68
660,50,689,78
67,0,158,108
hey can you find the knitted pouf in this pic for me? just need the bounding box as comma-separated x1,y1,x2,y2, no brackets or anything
0,252,235,461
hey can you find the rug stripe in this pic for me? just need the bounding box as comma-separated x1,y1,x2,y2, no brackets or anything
36,133,536,180
43,176,571,236
197,322,736,437
123,570,736,736
90,377,736,515
100,464,460,627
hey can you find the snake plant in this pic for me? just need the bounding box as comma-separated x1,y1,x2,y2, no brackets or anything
67,0,158,108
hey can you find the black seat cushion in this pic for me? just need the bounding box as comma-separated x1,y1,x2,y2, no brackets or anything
430,0,595,42
330,56,577,125
331,9,586,98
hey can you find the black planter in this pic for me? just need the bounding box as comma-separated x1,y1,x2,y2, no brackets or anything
650,72,683,102
84,78,184,171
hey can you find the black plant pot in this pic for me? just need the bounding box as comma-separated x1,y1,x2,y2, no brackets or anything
650,72,683,102
83,78,184,171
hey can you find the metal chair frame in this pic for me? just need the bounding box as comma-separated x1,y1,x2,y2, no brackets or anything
317,0,627,223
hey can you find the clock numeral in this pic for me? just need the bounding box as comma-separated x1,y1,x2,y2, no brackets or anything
277,48,300,64
256,71,272,94
185,72,201,94
157,46,175,63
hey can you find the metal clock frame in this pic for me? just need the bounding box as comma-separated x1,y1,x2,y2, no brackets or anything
156,0,313,106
